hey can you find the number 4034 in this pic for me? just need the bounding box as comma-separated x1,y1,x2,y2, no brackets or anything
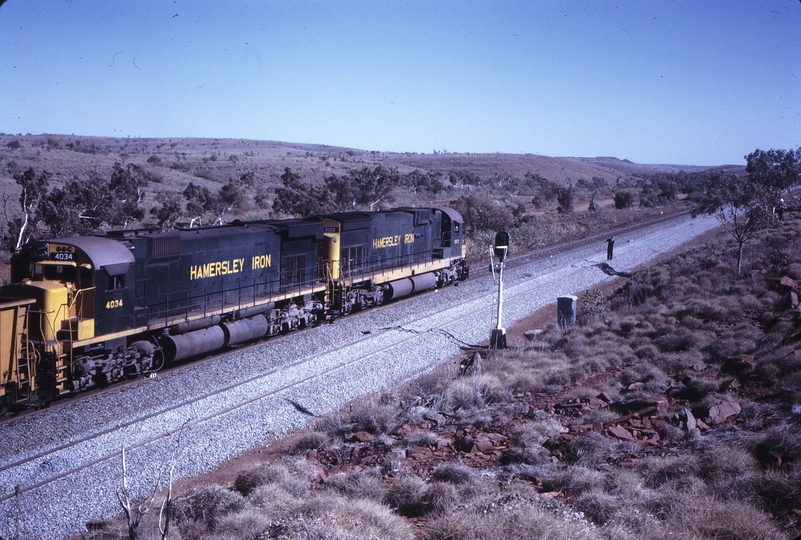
106,299,123,309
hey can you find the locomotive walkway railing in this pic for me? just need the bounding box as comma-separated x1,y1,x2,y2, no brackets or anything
138,246,451,330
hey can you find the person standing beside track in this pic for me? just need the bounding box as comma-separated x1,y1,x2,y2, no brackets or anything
606,236,615,260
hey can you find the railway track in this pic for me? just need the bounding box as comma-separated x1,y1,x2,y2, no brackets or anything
0,212,719,539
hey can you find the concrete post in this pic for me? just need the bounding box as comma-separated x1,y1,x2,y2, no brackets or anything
557,295,577,327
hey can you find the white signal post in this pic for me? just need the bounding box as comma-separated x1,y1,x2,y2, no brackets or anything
489,231,509,349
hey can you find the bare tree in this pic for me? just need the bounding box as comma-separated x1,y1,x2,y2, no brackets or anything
11,168,49,250
117,446,161,540
117,439,181,540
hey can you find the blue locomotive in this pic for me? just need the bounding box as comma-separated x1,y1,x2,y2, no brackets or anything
0,207,467,407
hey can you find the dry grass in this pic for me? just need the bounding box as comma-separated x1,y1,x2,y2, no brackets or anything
384,476,458,518
83,214,801,539
423,505,601,540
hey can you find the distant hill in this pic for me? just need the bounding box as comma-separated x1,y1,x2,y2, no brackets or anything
575,156,716,176
0,134,732,192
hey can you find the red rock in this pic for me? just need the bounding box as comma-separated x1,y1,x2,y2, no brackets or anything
588,397,605,409
486,433,507,444
390,424,411,436
685,408,697,433
608,425,635,441
644,432,660,445
424,412,446,426
351,431,376,443
454,435,474,453
708,397,741,424
473,438,494,453
780,276,798,291
406,447,431,460
327,464,355,475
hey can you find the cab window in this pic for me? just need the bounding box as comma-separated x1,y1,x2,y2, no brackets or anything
42,264,76,282
107,274,126,291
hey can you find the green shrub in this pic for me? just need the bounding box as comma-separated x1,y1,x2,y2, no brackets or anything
571,488,622,525
314,411,351,437
233,468,267,497
350,398,398,435
620,362,668,387
654,330,696,352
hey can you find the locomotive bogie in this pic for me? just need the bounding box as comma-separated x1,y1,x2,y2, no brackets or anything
68,338,159,392
344,284,385,312
0,207,468,407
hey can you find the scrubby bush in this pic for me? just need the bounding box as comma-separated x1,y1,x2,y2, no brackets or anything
325,469,386,500
171,486,245,533
431,463,473,485
291,429,328,453
423,505,600,540
614,190,635,209
385,476,458,517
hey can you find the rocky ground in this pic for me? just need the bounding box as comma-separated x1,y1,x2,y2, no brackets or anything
148,219,801,539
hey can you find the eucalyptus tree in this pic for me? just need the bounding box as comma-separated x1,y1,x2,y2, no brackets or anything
692,147,800,277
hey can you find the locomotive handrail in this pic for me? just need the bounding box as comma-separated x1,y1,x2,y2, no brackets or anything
67,287,94,319
338,246,435,281
138,245,445,327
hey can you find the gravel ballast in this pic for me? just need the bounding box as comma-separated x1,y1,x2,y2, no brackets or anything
0,214,719,539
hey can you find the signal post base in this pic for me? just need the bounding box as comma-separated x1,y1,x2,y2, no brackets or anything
490,328,507,349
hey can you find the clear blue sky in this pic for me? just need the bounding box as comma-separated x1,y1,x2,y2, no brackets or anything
2,1,799,166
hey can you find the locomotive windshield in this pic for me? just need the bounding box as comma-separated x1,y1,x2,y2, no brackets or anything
38,263,77,282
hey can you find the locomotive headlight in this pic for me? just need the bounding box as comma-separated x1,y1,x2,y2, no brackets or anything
29,242,49,260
